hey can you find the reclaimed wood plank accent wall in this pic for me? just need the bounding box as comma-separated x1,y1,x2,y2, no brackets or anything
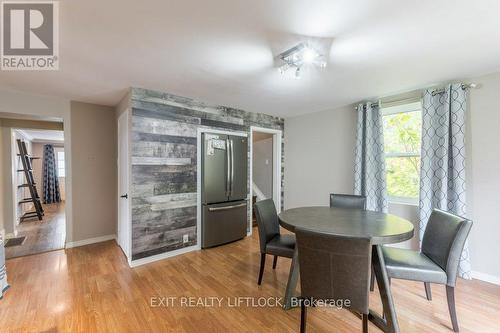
130,88,284,260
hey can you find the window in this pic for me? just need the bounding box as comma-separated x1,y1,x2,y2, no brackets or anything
56,150,65,177
382,101,422,203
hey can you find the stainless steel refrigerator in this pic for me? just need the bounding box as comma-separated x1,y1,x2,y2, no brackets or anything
201,133,248,248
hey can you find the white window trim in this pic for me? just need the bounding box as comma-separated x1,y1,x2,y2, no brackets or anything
381,101,422,116
388,195,419,206
385,152,419,158
55,148,66,178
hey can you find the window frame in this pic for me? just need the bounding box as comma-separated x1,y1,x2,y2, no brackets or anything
381,101,422,205
55,148,65,178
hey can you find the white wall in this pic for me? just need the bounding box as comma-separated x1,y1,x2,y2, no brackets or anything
284,104,357,209
467,71,500,282
388,202,419,250
70,101,117,242
252,137,273,198
284,70,500,283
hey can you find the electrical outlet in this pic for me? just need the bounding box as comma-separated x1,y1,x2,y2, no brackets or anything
183,234,189,243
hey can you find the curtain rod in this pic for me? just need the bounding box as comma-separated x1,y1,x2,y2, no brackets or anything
431,83,477,96
355,83,478,110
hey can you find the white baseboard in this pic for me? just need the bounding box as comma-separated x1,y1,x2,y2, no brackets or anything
129,245,200,268
472,271,500,286
65,234,116,249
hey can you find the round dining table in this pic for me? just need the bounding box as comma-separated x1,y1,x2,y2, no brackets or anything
278,206,414,333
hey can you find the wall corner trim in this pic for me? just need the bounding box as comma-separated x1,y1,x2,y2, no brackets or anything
129,245,201,268
471,271,500,286
65,234,116,249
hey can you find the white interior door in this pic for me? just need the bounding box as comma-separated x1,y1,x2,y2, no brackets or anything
117,110,131,261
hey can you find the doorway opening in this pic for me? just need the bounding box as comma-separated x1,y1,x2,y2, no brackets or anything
1,118,66,259
249,127,282,235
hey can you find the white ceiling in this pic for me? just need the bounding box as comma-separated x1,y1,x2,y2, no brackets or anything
1,0,500,117
18,129,64,142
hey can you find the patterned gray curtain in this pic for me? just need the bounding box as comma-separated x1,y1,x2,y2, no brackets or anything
43,145,61,204
419,83,471,279
0,239,8,299
354,103,388,212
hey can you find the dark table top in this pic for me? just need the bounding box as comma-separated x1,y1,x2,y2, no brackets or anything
279,206,414,245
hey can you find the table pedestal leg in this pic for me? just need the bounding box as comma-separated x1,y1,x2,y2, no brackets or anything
283,248,299,310
369,245,400,333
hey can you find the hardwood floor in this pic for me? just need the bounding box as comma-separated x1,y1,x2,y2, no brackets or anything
5,203,65,259
1,229,500,332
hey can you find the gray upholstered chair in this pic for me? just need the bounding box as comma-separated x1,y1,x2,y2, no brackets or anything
296,228,372,333
330,193,373,293
330,193,367,210
254,199,295,285
380,209,472,332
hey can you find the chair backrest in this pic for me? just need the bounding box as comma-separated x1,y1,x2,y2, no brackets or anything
422,209,473,286
330,194,367,210
254,199,280,253
296,228,372,314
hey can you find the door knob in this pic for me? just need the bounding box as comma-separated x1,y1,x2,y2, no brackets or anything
120,194,128,199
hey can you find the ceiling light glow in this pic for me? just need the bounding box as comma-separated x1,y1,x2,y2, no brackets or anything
277,43,326,78
302,47,318,63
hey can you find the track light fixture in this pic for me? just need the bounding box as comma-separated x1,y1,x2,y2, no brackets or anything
277,43,326,78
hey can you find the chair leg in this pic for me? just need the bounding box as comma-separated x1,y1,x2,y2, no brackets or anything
424,282,432,301
370,267,375,291
300,301,307,333
362,313,368,333
446,285,459,332
257,253,266,285
273,255,278,269
381,276,391,320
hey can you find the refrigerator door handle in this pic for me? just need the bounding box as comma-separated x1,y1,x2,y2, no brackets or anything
208,203,246,212
226,138,230,196
230,139,234,196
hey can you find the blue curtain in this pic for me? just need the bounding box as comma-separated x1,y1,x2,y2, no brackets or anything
354,103,388,212
43,145,61,204
419,83,471,279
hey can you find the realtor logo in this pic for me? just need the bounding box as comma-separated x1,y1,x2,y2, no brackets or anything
1,1,59,70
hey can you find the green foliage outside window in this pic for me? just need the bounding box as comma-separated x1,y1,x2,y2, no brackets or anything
383,111,422,199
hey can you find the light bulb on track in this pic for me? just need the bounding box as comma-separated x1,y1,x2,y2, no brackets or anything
276,43,326,78
295,67,301,79
302,47,318,64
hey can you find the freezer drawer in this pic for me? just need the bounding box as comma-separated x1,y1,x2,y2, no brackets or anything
202,201,247,248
